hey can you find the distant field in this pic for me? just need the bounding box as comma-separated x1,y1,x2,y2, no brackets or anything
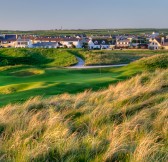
1,28,168,36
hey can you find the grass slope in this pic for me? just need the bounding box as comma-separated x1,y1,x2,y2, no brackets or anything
72,49,168,66
0,68,167,162
0,54,168,107
0,48,77,67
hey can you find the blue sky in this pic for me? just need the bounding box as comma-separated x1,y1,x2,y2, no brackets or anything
0,0,168,30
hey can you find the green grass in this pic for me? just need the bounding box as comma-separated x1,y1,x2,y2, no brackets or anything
0,54,168,107
0,48,77,67
0,50,168,161
0,66,131,107
71,49,168,65
0,68,167,162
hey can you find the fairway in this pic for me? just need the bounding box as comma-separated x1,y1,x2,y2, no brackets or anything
0,66,130,107
1,49,167,107
0,58,145,107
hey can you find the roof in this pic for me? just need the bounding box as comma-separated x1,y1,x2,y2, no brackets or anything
4,35,17,41
32,37,81,42
0,37,3,41
32,42,58,47
60,38,81,42
17,38,30,42
0,34,17,41
155,38,168,46
117,39,130,43
92,39,111,45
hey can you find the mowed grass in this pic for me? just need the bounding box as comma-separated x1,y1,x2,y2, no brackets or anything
0,65,135,107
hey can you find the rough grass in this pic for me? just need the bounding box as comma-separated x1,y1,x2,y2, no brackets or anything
0,68,167,162
136,54,168,70
72,49,168,65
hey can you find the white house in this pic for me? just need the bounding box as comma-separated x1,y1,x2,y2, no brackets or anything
15,37,33,48
60,38,83,48
27,37,83,48
0,34,17,48
88,39,110,49
31,42,60,48
148,37,168,50
116,39,131,48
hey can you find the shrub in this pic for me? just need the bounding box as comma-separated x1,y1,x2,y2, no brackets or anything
0,59,9,66
138,54,168,70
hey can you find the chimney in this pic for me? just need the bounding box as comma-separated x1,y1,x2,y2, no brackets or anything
161,37,165,45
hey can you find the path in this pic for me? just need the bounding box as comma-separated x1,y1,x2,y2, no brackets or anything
68,56,128,69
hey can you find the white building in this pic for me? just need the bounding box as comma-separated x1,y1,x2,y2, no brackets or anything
148,37,168,50
31,42,60,48
15,38,33,48
116,39,131,48
88,39,110,49
60,38,83,48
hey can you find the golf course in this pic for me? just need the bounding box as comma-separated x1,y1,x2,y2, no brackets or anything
0,48,168,162
0,48,168,107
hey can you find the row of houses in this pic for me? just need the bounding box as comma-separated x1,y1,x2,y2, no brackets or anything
1,33,168,50
88,36,168,50
0,34,83,48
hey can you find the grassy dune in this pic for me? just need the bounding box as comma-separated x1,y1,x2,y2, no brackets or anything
73,49,168,65
0,69,167,162
0,55,168,162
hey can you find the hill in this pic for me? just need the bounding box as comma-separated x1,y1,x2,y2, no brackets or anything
73,49,168,66
0,67,167,161
0,48,77,67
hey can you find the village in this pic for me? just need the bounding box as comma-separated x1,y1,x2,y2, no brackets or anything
0,32,168,50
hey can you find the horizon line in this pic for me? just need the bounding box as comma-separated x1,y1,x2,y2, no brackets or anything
0,27,168,32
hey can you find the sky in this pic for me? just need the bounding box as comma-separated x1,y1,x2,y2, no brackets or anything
0,0,168,30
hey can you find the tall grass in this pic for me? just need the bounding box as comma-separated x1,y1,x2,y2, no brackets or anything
76,49,168,65
0,68,167,162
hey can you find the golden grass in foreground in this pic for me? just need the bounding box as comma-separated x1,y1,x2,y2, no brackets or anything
0,69,168,162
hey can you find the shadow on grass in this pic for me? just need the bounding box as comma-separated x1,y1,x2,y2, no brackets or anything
0,81,119,107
